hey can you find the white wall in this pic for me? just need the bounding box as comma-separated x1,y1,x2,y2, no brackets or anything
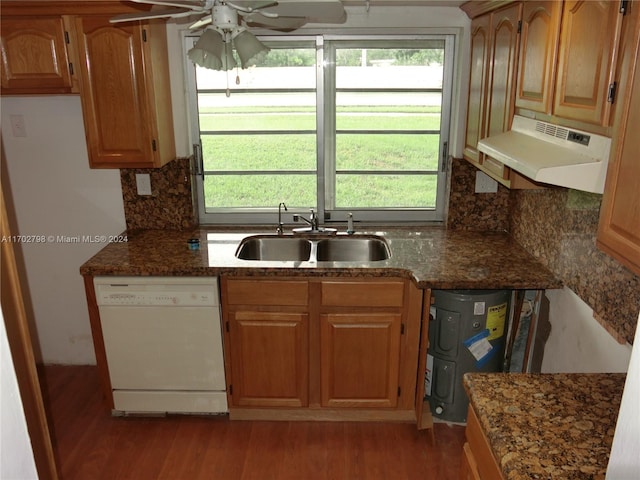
1,95,126,365
542,287,633,373
0,309,38,480
607,311,640,479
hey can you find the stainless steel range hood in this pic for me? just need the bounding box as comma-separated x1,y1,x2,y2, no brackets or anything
477,115,612,193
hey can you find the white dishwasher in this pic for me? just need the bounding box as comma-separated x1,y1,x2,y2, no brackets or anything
94,276,227,415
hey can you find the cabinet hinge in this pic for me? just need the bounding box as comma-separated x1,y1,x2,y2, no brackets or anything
397,386,401,397
517,20,522,34
152,139,157,151
142,29,147,42
69,63,74,75
608,82,617,103
64,31,70,44
620,0,628,14
401,323,405,335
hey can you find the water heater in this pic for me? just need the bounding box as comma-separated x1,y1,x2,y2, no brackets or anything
425,289,511,423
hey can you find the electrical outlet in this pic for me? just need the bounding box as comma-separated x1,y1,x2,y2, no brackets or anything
135,173,152,196
10,114,27,137
475,171,498,193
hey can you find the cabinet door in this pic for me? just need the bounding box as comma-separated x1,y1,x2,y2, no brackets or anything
228,311,308,407
553,1,621,125
463,14,491,163
485,3,522,139
597,7,640,276
516,1,561,113
75,17,158,168
1,16,73,93
320,312,402,408
460,443,482,480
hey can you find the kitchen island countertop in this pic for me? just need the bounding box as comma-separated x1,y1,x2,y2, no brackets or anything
464,372,626,480
79,227,562,290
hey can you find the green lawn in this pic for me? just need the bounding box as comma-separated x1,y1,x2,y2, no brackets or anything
199,107,442,209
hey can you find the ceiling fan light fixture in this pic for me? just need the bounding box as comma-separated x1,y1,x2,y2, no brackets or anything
188,28,225,69
233,29,270,68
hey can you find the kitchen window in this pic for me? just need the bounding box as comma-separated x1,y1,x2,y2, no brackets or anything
186,35,453,226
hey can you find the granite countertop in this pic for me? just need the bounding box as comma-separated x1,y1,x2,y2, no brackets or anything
464,372,626,480
79,227,561,290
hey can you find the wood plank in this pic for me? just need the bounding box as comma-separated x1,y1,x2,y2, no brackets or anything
42,366,467,480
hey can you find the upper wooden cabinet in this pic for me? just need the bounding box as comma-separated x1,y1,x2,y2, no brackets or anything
74,17,176,168
463,14,491,163
516,0,624,126
1,2,176,169
0,16,78,94
515,1,561,115
553,1,622,125
597,2,640,276
463,2,536,188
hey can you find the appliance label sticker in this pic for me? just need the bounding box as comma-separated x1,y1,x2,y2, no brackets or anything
425,354,434,397
463,329,494,367
486,302,508,340
473,301,485,315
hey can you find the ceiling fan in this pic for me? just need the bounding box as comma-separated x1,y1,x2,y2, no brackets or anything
111,1,347,71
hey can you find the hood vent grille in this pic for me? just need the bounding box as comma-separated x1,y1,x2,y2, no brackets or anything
536,121,569,140
477,115,611,193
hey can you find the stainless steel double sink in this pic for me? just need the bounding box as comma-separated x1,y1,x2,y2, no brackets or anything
235,234,390,262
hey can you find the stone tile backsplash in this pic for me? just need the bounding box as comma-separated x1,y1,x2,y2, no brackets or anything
119,156,639,344
448,159,639,344
120,157,196,231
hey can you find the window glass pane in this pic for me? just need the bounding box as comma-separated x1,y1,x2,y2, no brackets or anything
336,94,442,131
198,93,316,132
204,174,316,209
335,174,438,208
202,134,316,171
335,48,444,88
335,133,440,171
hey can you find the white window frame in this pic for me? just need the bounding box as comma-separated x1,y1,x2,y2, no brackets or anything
185,34,455,226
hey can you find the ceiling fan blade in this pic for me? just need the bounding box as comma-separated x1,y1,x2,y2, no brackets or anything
189,14,213,30
252,0,345,18
226,1,278,13
242,13,307,31
129,0,211,11
110,7,195,23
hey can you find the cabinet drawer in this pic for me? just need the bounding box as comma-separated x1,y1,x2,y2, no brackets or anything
225,279,308,306
321,281,404,307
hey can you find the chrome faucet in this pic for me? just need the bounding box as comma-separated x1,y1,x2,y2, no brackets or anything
293,208,319,231
277,202,287,235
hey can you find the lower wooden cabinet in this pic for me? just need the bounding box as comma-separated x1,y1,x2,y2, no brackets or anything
460,443,481,480
320,312,402,408
462,405,504,480
227,310,308,407
221,276,423,421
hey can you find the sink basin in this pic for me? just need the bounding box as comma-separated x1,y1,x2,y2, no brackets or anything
235,236,312,261
235,234,390,262
316,236,390,262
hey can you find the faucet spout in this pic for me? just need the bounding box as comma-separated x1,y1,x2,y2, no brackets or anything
277,202,288,235
293,208,319,230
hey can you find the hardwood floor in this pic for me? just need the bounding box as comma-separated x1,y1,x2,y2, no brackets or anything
40,365,465,480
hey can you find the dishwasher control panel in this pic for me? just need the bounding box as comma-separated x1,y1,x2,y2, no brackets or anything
94,277,219,307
